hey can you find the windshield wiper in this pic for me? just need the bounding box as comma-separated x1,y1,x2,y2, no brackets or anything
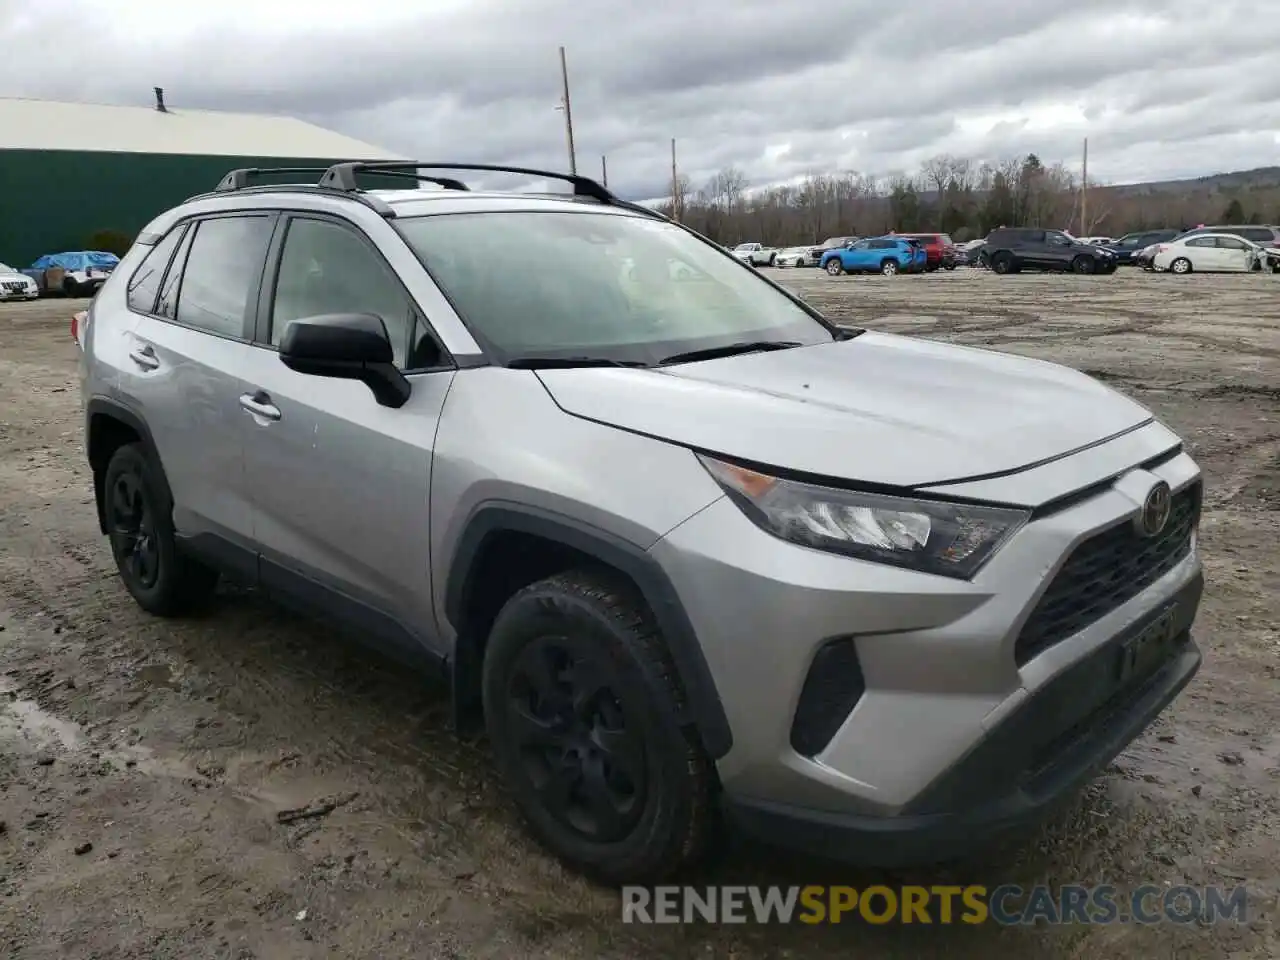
506,355,649,370
658,340,803,366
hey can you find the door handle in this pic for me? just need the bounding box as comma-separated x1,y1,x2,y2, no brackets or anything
128,344,160,370
239,391,282,421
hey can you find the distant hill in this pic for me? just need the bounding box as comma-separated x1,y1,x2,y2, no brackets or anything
1110,166,1280,196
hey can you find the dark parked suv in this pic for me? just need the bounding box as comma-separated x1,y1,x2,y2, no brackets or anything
983,228,1117,275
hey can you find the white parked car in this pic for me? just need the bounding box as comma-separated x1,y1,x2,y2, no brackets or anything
774,246,815,267
1077,236,1115,245
731,242,777,267
1151,233,1264,274
0,262,40,300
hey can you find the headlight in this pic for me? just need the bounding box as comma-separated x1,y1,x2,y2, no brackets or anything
697,455,1029,579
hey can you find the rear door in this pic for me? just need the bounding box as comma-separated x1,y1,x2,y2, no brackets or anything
116,213,274,576
1182,236,1219,270
238,212,456,663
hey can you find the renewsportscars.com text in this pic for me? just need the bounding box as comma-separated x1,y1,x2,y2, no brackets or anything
621,884,1249,925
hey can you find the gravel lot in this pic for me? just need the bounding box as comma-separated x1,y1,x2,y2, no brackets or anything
2,268,1278,958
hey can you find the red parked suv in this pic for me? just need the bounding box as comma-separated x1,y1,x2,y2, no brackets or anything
899,233,957,271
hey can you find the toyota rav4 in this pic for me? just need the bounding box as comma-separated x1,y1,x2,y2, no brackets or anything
79,162,1204,884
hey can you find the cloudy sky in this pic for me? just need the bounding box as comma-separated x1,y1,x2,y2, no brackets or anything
2,0,1277,200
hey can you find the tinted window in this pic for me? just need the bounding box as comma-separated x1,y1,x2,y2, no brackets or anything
126,226,186,315
852,240,870,250
1237,228,1272,243
395,211,831,365
270,217,415,368
156,225,196,320
174,216,273,338
1216,236,1248,250
1186,237,1215,248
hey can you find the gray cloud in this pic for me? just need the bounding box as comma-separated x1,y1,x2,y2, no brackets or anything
2,0,1277,201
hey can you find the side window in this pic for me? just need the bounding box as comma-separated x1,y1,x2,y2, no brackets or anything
1216,236,1247,250
270,217,414,368
156,224,196,320
174,216,274,339
126,226,186,315
1186,237,1215,248
1238,229,1269,243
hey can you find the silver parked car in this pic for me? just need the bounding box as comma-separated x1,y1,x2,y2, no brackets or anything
79,162,1204,884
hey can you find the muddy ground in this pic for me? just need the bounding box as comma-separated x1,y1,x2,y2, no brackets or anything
1,268,1278,959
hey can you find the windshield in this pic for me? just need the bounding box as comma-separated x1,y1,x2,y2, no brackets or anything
395,211,834,364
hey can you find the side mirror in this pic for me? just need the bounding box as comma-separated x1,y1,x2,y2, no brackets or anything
278,312,411,409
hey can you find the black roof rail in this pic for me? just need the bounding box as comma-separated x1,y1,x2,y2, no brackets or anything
214,167,332,192
190,180,397,217
319,161,617,203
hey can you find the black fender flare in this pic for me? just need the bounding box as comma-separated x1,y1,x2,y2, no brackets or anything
444,503,733,760
85,397,173,533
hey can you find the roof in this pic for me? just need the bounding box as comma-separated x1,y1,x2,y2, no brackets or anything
0,96,407,160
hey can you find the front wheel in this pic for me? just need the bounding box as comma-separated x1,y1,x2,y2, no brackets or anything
825,259,844,276
881,259,899,276
991,253,1013,274
1170,257,1192,275
1072,255,1096,275
482,570,715,884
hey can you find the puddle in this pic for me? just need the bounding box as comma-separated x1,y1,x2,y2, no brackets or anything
0,678,84,754
137,663,176,688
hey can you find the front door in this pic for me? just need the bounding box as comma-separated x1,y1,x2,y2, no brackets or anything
239,213,456,664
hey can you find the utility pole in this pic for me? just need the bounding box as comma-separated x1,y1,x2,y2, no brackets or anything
601,155,608,187
670,138,679,222
1081,137,1088,234
557,46,577,175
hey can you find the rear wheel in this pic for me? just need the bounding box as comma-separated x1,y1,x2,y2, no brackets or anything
1170,257,1192,275
825,259,844,276
880,259,899,276
991,253,1014,274
482,570,714,884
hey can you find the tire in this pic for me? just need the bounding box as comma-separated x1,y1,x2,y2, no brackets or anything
991,253,1014,275
482,569,714,885
880,259,899,276
1072,256,1096,275
103,443,219,615
1170,257,1192,275
825,259,844,276
62,277,80,298
767,254,776,267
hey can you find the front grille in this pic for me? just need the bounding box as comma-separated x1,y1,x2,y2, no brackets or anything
2,280,25,292
790,638,866,757
1014,481,1200,666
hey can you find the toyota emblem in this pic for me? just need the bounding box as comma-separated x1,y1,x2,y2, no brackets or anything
1137,480,1172,537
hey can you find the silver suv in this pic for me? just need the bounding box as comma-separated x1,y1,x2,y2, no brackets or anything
79,162,1204,884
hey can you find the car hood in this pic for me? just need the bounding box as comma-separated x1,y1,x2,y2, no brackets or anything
0,271,31,282
535,332,1153,488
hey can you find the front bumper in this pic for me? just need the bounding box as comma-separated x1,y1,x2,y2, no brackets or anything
726,586,1201,866
652,432,1203,864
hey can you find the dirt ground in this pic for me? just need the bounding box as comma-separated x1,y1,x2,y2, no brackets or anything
2,268,1278,959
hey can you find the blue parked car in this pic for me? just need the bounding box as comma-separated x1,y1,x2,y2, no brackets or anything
821,236,924,276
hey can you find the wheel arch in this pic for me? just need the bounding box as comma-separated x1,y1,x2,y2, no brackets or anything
444,503,733,759
86,398,172,534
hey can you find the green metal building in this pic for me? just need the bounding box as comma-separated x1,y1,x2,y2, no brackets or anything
0,91,406,265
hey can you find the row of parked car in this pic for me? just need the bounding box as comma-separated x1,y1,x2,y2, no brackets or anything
734,221,1280,280
0,250,121,301
733,234,960,277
